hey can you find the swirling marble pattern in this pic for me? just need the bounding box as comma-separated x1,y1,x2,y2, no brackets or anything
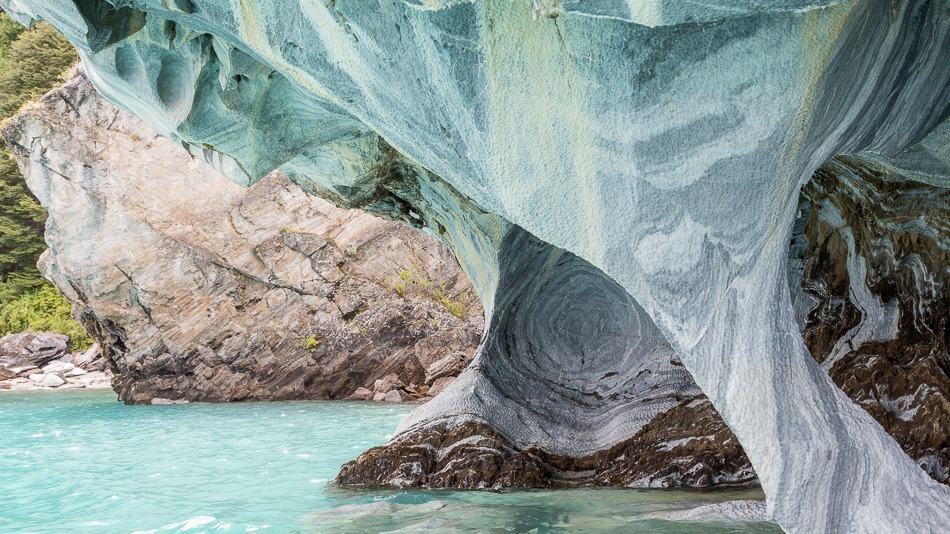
401,227,696,457
4,1,949,531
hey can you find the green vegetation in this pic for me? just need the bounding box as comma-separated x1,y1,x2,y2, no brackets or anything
0,17,75,117
434,286,468,319
391,265,471,319
0,12,83,347
0,285,91,349
301,334,320,351
393,269,410,295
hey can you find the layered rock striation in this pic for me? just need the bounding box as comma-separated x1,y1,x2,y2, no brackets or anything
9,71,944,493
340,153,950,489
3,1,949,531
3,73,482,404
0,332,109,390
795,156,949,485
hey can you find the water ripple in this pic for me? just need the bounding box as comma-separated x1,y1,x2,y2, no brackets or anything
1,390,778,533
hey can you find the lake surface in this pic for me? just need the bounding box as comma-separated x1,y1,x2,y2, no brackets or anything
0,389,779,533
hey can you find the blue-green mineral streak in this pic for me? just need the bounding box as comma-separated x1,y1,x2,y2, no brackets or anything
3,1,948,532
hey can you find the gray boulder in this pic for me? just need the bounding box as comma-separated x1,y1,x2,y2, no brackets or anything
0,333,69,373
42,360,75,375
39,374,65,388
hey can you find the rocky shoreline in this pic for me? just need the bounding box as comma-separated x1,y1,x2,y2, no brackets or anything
0,332,110,391
0,329,463,402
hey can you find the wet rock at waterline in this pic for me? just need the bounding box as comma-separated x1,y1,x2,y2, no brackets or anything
337,397,756,490
3,1,950,531
2,73,482,404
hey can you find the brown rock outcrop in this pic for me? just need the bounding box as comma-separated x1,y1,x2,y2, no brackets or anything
795,157,949,484
337,397,754,490
3,72,483,404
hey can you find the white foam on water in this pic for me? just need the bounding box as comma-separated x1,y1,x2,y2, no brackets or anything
159,515,216,532
645,500,769,522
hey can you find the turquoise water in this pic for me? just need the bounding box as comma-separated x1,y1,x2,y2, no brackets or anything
0,390,779,533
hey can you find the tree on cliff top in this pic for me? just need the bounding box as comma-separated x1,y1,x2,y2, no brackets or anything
0,12,88,349
0,18,77,116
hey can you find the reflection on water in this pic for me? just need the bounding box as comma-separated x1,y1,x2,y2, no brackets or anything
311,487,778,533
0,389,778,533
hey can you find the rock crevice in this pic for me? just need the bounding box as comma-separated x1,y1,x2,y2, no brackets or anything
4,72,484,404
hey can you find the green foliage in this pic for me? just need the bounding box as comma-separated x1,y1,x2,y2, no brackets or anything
0,18,76,117
434,286,468,319
0,146,46,277
0,12,85,344
391,265,470,319
0,284,92,350
301,334,320,351
0,265,46,302
0,13,24,53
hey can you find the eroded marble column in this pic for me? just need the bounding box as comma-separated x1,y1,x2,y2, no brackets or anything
5,1,948,532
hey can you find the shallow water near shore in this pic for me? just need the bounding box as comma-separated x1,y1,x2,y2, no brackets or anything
0,389,779,533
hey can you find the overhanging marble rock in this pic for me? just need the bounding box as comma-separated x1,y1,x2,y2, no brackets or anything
4,0,949,531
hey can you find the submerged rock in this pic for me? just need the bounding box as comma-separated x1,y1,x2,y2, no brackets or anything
4,1,949,531
644,500,769,523
3,73,482,404
150,397,189,405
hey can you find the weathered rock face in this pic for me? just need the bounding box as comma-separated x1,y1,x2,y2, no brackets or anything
339,153,950,490
796,156,949,485
5,1,949,531
0,332,69,374
12,72,940,494
0,332,110,390
3,73,483,404
337,396,755,490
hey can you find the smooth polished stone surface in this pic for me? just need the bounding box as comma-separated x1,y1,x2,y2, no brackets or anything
3,1,948,531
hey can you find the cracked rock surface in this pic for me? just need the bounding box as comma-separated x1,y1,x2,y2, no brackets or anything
339,153,950,490
3,1,949,531
3,73,483,404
